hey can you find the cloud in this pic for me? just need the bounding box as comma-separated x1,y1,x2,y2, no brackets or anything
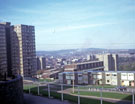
53,23,117,32
10,7,47,15
35,22,117,35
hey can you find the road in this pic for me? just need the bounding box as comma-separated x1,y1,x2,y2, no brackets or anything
24,93,71,104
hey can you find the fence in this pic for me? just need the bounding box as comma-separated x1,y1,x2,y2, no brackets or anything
23,81,134,104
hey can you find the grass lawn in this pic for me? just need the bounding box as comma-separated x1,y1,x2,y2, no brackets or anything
75,85,116,89
23,84,133,101
23,85,114,104
38,79,54,82
73,91,133,101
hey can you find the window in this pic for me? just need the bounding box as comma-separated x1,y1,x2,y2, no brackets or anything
106,74,110,76
107,80,110,83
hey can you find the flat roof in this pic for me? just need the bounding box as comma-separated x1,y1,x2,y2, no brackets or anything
13,24,34,27
76,61,103,65
66,61,103,66
60,70,135,74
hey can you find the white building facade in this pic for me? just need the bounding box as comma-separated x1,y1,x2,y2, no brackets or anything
59,71,135,87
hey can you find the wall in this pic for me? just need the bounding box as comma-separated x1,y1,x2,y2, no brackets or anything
0,76,23,104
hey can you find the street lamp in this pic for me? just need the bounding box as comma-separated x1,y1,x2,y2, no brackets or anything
72,70,75,93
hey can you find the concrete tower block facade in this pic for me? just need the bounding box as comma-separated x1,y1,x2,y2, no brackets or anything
0,24,7,76
0,22,37,77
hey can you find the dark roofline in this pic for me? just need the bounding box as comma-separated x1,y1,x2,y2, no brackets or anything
60,70,135,74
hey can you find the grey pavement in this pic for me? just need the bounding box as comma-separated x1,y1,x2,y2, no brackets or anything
24,93,71,104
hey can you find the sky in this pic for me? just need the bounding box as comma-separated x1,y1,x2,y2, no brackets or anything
0,0,135,51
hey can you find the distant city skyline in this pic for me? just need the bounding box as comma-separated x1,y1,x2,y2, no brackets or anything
0,0,135,50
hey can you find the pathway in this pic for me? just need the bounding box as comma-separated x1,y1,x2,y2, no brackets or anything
24,93,71,104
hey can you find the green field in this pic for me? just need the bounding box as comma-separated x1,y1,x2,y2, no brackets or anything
38,78,54,82
23,85,114,104
75,85,116,89
23,84,134,101
73,91,132,101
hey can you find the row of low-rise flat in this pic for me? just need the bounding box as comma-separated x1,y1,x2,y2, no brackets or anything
59,71,135,87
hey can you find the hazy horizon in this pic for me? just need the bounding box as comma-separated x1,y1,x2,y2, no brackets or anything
36,47,135,52
0,0,135,51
